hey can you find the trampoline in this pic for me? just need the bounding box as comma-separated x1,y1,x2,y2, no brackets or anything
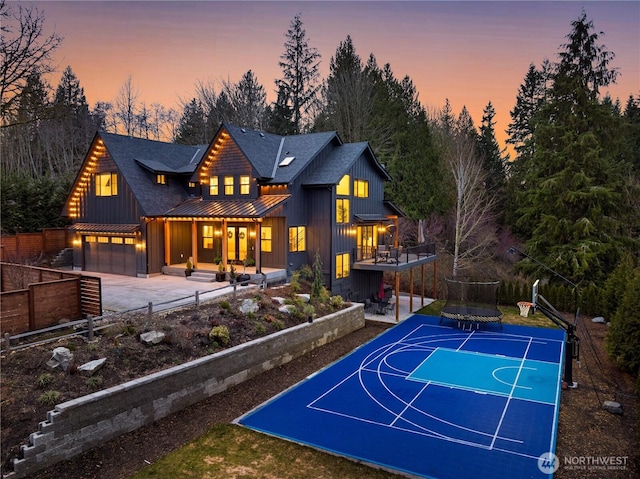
238,314,565,479
440,277,503,328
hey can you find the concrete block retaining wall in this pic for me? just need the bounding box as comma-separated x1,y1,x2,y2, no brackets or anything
5,304,365,479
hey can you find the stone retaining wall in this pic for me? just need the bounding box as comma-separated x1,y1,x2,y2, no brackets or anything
5,304,365,479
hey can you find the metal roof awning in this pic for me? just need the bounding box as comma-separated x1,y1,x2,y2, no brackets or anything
69,223,140,235
353,214,392,223
165,195,290,219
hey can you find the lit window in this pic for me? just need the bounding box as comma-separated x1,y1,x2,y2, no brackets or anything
96,173,118,197
224,176,234,195
336,253,350,279
156,174,166,185
209,176,219,196
261,226,272,252
188,182,196,188
289,226,306,252
203,225,213,249
354,179,369,198
337,174,350,196
124,237,135,245
240,175,250,195
111,237,123,244
336,198,350,224
85,236,96,243
98,236,109,243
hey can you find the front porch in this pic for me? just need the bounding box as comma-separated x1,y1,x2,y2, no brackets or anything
162,263,287,285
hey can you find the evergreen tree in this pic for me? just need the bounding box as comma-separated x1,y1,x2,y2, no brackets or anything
477,101,508,198
514,12,636,284
266,83,295,136
174,98,207,145
606,266,640,374
315,35,373,142
275,13,321,134
622,94,640,173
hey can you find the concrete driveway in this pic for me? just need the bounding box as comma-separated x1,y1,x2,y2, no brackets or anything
89,272,241,313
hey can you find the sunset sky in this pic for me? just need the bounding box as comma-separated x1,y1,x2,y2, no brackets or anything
35,1,640,150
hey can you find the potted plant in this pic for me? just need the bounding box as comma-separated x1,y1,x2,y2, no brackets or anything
216,261,226,282
185,258,194,277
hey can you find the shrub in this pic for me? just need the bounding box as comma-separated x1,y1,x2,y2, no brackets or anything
36,373,53,389
303,304,315,319
86,376,103,389
253,321,267,335
209,325,230,345
219,300,231,310
290,271,301,293
299,264,313,281
329,295,344,309
38,390,61,406
605,267,640,375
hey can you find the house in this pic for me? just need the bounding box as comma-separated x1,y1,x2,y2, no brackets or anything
62,123,436,304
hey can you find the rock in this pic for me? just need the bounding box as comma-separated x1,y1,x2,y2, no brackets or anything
272,297,287,305
46,347,73,371
140,331,165,345
239,298,259,314
78,358,106,375
603,400,623,415
296,294,310,303
278,305,297,314
591,316,606,324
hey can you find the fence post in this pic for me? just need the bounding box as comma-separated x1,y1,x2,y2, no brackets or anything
148,301,153,321
195,291,200,309
3,333,10,352
87,316,94,342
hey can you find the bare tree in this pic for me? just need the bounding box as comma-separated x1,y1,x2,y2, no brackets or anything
0,0,62,125
442,127,498,277
114,75,139,135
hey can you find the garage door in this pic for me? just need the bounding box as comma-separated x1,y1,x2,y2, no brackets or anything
83,235,136,276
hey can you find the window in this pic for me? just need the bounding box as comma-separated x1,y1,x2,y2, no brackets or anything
337,174,350,196
95,173,117,197
111,237,123,244
188,181,196,188
156,174,166,185
224,176,234,195
354,179,369,198
261,226,272,252
240,175,250,195
124,237,135,245
209,176,219,196
98,236,109,243
336,253,350,279
289,226,306,252
336,198,350,224
202,225,214,249
85,236,96,243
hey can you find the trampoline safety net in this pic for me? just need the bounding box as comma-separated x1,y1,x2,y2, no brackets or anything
440,277,502,328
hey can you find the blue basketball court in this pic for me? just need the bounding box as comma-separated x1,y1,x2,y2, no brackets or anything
237,315,565,479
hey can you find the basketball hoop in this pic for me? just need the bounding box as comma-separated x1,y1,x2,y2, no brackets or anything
517,301,534,317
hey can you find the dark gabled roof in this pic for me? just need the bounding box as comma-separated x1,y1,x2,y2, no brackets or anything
99,132,206,216
222,123,339,184
303,142,391,186
164,195,290,219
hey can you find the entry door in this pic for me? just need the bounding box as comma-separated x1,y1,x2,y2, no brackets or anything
227,226,248,262
356,225,377,260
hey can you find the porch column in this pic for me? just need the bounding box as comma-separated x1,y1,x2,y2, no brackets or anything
409,268,414,313
395,271,400,323
163,220,170,266
421,263,425,306
254,221,261,273
191,220,197,267
221,218,228,268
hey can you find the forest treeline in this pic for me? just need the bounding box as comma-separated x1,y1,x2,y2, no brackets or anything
2,5,639,290
1,2,639,383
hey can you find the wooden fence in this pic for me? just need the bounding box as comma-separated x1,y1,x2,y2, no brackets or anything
0,263,101,335
0,228,71,262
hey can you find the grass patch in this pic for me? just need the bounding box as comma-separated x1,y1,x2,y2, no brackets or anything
131,424,404,479
416,300,560,329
